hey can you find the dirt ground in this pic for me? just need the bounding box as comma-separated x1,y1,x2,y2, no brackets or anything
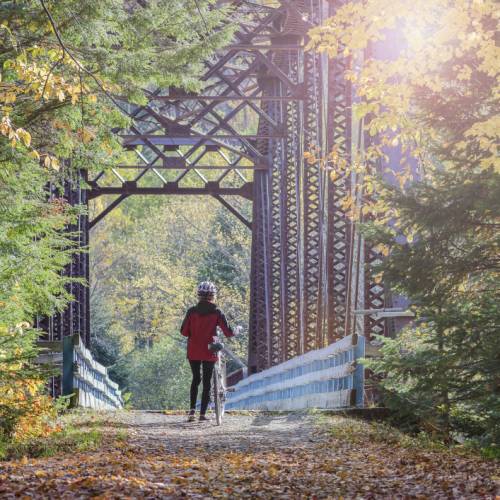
0,411,497,498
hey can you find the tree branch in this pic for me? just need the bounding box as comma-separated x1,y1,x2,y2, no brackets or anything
39,0,131,117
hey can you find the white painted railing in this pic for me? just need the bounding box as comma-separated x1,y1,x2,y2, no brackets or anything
63,334,123,409
226,334,364,411
73,340,123,409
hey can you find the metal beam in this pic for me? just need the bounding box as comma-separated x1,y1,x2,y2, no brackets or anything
224,44,305,50
111,165,269,170
88,182,254,201
89,194,129,230
149,95,302,102
302,1,324,353
326,0,352,343
119,133,285,142
212,195,252,229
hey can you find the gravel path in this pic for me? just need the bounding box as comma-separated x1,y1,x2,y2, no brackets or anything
119,411,318,453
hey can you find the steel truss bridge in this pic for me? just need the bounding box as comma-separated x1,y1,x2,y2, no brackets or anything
40,0,403,382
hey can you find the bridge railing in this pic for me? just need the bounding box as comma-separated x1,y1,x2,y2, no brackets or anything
37,334,123,409
62,334,123,409
37,334,123,410
226,334,364,411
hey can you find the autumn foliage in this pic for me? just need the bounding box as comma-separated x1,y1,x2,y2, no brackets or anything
310,0,499,446
0,0,230,443
1,413,497,497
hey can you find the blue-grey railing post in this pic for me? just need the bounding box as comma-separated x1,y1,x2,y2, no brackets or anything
62,334,76,398
353,334,365,407
72,334,123,409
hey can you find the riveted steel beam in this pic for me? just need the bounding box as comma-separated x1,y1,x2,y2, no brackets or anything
81,0,392,378
88,182,254,201
326,0,353,343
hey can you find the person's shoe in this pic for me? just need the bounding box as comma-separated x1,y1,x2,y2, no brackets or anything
187,410,196,422
199,415,210,422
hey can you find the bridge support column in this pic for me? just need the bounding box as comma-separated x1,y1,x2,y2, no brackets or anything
38,168,90,396
37,169,89,345
325,0,353,343
248,170,272,374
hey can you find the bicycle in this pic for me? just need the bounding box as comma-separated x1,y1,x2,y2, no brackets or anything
208,339,229,425
209,335,243,424
207,326,242,425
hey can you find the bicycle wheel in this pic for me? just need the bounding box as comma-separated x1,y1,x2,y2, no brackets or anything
219,367,226,420
213,367,222,426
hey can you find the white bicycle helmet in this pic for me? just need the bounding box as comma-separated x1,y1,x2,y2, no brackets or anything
197,281,217,299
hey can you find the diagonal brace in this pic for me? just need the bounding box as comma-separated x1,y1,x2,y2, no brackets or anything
212,195,252,230
89,194,129,230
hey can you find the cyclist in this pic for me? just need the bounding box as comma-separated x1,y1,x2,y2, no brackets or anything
180,281,234,422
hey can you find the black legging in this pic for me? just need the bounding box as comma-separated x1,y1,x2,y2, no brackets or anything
189,360,215,415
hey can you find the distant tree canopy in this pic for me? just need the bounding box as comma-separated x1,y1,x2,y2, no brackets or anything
0,0,231,439
90,195,251,410
310,0,499,446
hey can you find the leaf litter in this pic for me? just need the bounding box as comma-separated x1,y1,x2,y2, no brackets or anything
0,411,497,498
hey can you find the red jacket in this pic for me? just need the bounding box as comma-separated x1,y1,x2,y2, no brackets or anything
180,301,234,361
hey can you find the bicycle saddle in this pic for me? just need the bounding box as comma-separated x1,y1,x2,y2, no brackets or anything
208,342,224,352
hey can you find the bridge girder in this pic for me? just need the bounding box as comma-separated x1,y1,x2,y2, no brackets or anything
45,0,390,376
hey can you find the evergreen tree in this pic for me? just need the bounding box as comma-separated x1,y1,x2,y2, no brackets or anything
0,0,231,438
369,169,499,444
310,0,499,445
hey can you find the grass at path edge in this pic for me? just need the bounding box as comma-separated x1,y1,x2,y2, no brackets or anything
0,410,128,461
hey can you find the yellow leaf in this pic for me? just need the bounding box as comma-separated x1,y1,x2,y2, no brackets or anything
28,150,40,161
50,157,60,171
4,93,16,104
81,128,95,144
330,170,339,182
17,128,31,147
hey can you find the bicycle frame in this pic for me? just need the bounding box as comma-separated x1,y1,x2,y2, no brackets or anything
212,346,227,425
